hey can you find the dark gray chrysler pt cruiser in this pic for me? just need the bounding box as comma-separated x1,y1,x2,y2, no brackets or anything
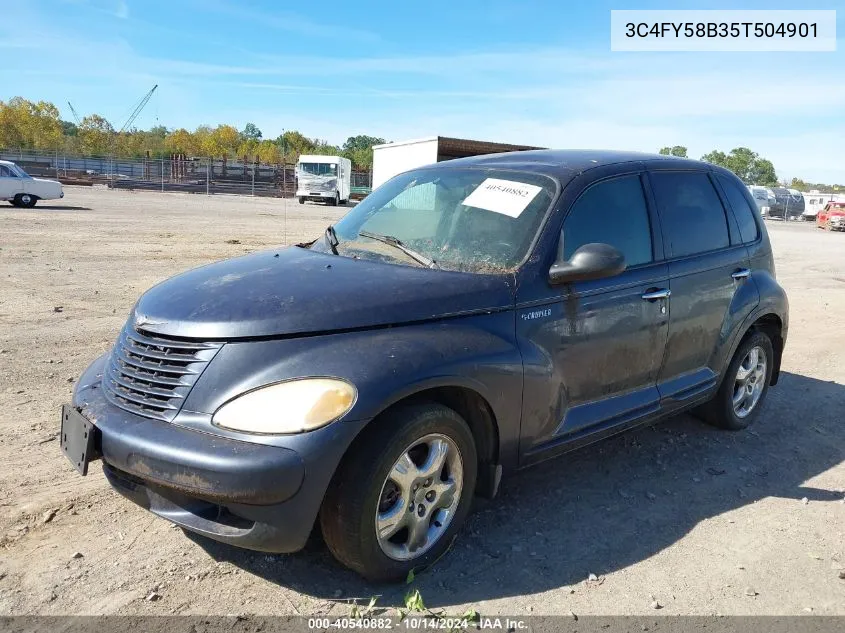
61,150,788,581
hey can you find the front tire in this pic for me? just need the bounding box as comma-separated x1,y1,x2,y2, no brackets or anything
697,331,774,430
14,194,37,208
298,197,305,204
320,402,477,582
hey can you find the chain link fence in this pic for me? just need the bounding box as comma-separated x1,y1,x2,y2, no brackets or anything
0,148,373,199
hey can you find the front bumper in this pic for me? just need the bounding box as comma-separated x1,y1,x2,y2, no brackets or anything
296,190,335,198
68,355,366,553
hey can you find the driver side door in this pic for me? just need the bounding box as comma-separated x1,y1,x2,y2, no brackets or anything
517,171,670,462
0,165,23,200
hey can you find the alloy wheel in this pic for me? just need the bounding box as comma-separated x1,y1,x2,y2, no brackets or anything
732,345,767,418
375,433,463,561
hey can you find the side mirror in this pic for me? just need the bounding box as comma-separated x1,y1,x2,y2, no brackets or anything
548,242,627,285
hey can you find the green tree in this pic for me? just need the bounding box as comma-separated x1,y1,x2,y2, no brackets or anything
241,122,262,141
342,134,386,169
78,114,115,155
0,97,63,149
165,128,196,155
276,130,315,162
61,120,78,137
237,138,260,163
256,139,282,164
311,139,341,156
658,145,688,158
700,147,777,185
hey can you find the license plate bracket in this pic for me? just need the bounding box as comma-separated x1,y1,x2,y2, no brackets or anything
61,405,100,475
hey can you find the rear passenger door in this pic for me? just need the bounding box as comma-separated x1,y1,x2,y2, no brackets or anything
648,170,755,407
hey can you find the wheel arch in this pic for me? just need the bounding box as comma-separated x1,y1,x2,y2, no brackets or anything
729,312,785,386
747,313,784,385
344,382,502,499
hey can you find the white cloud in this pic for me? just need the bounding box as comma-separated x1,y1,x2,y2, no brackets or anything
115,0,129,20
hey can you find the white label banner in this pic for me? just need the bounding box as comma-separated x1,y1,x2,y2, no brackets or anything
462,178,542,218
611,10,836,52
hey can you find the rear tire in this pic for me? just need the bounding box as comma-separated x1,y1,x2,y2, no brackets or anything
696,331,774,431
14,194,36,208
320,402,477,582
298,197,305,204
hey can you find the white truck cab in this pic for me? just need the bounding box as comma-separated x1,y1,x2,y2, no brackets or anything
296,155,351,206
0,160,64,207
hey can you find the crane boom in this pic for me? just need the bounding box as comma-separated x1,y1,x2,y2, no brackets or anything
118,84,158,134
67,102,82,125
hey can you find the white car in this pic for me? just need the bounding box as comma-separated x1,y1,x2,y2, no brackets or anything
0,160,64,208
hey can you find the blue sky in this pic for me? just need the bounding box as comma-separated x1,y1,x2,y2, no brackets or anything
3,0,843,182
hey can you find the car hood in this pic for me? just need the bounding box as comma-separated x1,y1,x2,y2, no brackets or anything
28,178,62,195
132,247,515,339
828,209,845,216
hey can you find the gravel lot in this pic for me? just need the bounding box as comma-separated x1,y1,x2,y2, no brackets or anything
1,187,843,616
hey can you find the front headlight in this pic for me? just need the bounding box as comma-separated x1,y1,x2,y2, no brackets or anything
212,378,357,435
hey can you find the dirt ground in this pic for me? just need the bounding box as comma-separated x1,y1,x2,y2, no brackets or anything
0,187,843,616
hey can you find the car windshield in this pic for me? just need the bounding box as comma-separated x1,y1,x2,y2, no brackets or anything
299,162,337,176
311,166,557,273
7,164,32,178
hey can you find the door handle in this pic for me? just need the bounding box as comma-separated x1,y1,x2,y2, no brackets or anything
731,268,751,280
641,288,671,301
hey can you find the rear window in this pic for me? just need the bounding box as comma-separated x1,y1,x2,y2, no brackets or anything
650,171,730,258
717,174,760,243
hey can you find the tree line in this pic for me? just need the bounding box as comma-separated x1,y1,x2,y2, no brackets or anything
0,96,385,170
3,97,839,188
658,145,842,192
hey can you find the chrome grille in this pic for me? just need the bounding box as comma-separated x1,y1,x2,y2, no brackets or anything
103,327,222,421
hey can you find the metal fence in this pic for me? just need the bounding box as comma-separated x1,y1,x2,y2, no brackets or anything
0,148,373,198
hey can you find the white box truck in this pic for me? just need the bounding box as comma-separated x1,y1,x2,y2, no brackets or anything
371,136,543,190
296,154,351,206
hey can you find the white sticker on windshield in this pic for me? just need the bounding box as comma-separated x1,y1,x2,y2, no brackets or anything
461,178,543,218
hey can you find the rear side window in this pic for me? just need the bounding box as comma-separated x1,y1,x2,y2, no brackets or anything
563,174,652,267
650,172,729,257
717,174,759,243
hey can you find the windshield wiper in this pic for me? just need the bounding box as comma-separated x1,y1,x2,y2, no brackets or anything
324,225,339,255
358,230,440,269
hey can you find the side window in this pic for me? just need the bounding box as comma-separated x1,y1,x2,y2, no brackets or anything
563,174,652,267
0,165,12,177
717,174,760,243
650,171,730,257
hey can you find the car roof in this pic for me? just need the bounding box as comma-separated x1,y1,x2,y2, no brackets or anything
415,149,711,181
0,160,16,166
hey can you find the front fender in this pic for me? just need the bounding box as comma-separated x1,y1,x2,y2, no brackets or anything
182,311,524,467
28,179,62,200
